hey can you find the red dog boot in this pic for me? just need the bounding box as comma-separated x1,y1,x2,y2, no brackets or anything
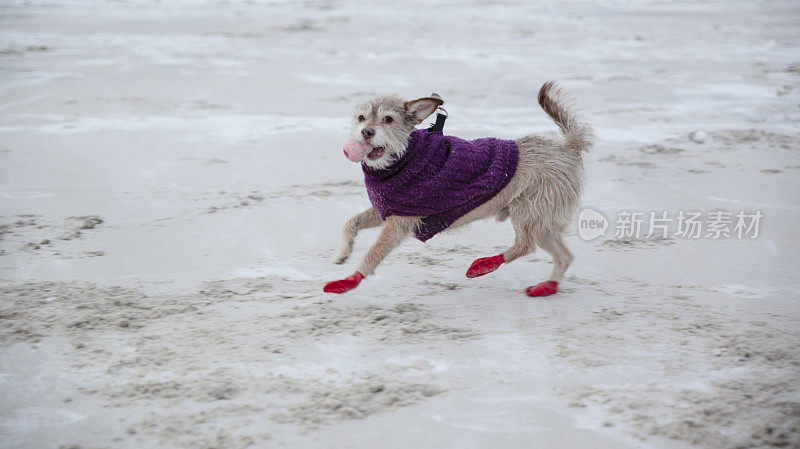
525,281,558,297
466,254,505,278
324,271,365,294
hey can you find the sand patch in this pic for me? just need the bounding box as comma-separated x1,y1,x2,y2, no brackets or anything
0,215,105,258
273,301,478,343
553,286,800,449
0,281,206,345
0,278,467,448
204,181,364,214
600,236,676,251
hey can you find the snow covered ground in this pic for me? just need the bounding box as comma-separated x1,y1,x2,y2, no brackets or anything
1,1,799,448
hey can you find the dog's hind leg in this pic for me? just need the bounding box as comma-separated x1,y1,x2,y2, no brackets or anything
503,218,536,263
466,207,535,278
525,230,573,297
333,207,382,264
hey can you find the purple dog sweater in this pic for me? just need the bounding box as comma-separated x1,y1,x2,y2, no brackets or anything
362,128,519,242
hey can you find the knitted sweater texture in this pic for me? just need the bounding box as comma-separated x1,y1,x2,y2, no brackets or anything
362,128,518,241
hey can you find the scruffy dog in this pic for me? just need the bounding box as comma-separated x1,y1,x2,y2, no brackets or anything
325,82,594,297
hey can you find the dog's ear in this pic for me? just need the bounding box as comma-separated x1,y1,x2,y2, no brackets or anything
404,97,444,125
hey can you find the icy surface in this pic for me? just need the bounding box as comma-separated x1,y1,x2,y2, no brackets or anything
1,1,799,448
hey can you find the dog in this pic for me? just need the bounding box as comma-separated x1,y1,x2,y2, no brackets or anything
325,81,594,297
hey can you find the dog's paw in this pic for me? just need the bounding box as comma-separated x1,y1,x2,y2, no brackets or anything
323,271,364,294
525,281,559,297
332,241,354,264
466,254,505,278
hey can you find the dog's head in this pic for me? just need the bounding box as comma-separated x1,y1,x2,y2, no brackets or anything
343,95,443,169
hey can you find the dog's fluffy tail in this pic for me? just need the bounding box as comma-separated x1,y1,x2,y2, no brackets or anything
537,81,594,154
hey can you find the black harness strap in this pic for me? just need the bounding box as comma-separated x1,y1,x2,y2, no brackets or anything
429,111,447,133
427,92,447,133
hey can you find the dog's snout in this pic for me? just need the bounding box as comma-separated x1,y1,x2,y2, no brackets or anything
361,127,375,139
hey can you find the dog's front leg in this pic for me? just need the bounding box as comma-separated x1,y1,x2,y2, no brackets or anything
356,215,418,276
333,207,382,264
324,216,418,294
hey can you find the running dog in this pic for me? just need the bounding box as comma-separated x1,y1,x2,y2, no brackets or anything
325,82,594,297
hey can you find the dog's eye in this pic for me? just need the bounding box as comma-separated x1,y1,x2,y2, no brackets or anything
357,115,365,122
384,116,393,124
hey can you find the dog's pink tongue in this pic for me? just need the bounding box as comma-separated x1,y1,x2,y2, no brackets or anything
343,138,370,162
